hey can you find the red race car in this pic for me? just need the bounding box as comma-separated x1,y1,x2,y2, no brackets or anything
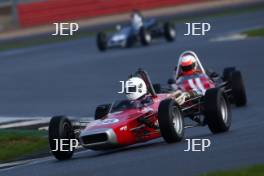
48,51,246,160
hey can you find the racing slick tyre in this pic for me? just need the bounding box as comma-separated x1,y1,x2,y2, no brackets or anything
163,22,176,42
204,88,231,134
230,70,247,107
97,32,108,51
49,116,75,160
158,99,184,143
223,67,236,82
139,27,152,46
95,104,111,120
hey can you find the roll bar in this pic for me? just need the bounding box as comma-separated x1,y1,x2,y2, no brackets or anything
175,51,206,79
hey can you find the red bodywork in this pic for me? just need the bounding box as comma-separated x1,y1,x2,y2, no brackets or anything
81,94,170,147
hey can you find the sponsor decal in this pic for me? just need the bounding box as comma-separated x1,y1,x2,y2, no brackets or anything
120,126,127,131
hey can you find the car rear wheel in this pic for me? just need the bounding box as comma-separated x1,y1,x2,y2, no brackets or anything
139,27,152,46
158,98,184,143
96,32,107,51
95,104,111,120
223,67,236,82
49,116,75,160
230,70,247,106
164,22,176,42
204,88,231,134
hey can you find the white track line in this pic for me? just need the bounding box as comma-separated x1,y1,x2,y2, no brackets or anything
210,34,247,42
0,117,47,123
0,119,50,129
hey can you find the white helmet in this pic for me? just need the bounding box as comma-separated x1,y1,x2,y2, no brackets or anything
125,77,147,100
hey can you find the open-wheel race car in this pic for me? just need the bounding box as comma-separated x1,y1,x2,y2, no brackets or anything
163,51,247,107
48,52,246,160
96,17,176,52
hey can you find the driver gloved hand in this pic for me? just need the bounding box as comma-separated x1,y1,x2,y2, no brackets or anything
172,90,187,105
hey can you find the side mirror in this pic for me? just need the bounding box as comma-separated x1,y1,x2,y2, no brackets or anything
167,78,176,85
116,25,122,31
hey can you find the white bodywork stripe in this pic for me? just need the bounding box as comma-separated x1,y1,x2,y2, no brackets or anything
195,78,206,95
188,79,201,94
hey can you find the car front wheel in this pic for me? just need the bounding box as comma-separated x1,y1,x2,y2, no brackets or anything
158,98,184,143
139,27,152,46
164,22,176,42
49,116,75,160
204,88,231,134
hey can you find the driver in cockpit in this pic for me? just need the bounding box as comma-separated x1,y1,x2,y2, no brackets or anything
170,51,215,105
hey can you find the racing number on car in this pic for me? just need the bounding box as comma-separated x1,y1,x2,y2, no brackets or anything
101,118,119,124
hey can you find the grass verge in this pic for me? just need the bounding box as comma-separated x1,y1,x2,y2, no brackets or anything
0,129,48,163
242,27,264,37
200,164,264,176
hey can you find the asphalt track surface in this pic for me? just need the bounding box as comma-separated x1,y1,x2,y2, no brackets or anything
0,10,264,176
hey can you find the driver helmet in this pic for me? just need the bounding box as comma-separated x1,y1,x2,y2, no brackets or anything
179,53,197,74
130,10,143,31
125,77,147,100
